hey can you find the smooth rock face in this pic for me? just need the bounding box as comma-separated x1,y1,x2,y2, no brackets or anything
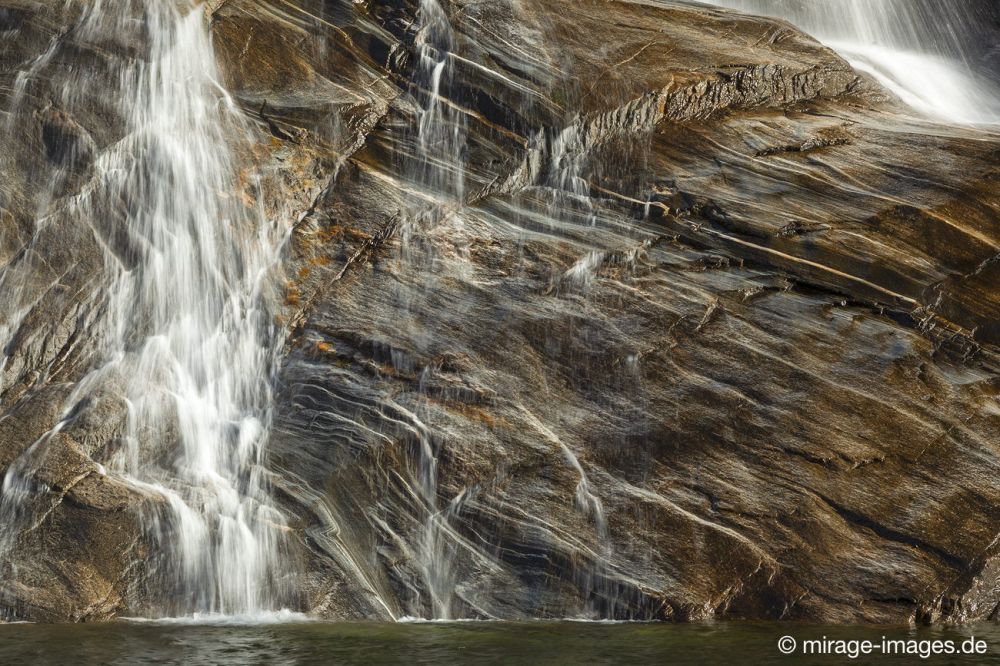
1,0,999,623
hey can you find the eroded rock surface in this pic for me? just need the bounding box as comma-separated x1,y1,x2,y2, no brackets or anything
1,0,999,623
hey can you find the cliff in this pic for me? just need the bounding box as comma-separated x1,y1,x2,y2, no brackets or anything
1,0,999,624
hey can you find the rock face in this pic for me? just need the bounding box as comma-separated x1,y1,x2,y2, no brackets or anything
1,0,999,624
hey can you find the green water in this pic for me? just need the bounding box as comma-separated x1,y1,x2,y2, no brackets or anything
2,620,1000,665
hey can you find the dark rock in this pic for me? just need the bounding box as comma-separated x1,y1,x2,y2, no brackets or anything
39,107,96,170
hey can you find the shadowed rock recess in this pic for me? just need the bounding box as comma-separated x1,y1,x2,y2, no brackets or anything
1,0,999,624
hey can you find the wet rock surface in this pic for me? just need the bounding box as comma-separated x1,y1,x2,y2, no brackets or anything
1,0,999,623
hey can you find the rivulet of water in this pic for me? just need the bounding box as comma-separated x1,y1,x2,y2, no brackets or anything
413,0,467,200
0,0,293,617
399,0,468,620
706,0,1000,124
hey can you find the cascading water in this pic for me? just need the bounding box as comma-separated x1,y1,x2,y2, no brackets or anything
705,0,1000,124
544,121,599,229
397,0,470,620
0,0,292,617
412,0,466,200
117,1,291,616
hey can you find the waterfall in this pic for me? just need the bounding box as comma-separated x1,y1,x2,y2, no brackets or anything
0,0,292,617
97,0,291,617
413,0,466,200
394,0,471,620
705,0,1000,124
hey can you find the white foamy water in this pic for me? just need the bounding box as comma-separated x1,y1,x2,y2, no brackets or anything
705,0,1000,125
94,0,290,616
121,609,313,626
0,0,292,617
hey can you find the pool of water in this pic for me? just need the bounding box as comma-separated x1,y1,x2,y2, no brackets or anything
3,620,1000,664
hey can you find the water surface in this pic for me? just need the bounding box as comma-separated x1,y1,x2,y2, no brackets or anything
3,621,1000,665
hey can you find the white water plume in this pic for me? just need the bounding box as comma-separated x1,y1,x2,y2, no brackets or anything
1,0,292,617
102,0,290,616
706,0,1000,125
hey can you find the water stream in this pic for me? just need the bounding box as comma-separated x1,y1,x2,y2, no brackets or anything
0,0,291,617
400,0,469,620
105,2,289,615
705,0,1000,125
413,0,466,200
